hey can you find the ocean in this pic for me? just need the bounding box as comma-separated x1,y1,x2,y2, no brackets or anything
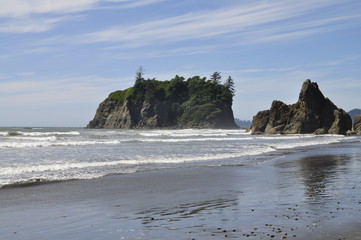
0,127,360,188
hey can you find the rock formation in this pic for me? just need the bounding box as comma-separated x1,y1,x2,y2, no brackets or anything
349,109,361,123
87,76,239,129
249,79,352,135
354,115,361,135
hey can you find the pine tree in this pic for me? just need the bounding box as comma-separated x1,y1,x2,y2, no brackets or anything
225,76,235,96
135,66,145,82
210,72,222,83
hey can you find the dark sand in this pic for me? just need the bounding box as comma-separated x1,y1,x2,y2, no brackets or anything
1,142,361,239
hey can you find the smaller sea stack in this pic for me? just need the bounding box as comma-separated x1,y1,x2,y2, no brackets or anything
249,79,352,135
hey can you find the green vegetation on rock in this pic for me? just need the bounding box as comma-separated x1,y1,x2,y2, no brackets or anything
87,72,238,129
108,88,133,104
117,74,233,125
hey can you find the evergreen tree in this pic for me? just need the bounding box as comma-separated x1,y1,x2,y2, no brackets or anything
135,66,145,82
210,72,222,83
225,76,235,96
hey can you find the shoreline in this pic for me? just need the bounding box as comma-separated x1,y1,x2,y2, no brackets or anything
0,137,351,190
1,142,361,239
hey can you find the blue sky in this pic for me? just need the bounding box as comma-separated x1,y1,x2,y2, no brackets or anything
0,0,360,127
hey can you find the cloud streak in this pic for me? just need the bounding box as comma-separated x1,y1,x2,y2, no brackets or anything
0,0,97,17
0,0,165,33
0,15,78,33
0,74,124,107
71,0,360,48
0,0,162,17
2,0,360,52
103,0,166,9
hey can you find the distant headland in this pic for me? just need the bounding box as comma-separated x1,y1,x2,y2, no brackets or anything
87,71,239,129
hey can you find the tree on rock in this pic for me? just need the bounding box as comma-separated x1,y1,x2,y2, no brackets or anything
210,72,222,84
225,76,235,96
135,66,145,82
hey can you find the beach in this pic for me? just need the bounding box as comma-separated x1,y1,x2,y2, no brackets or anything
1,141,361,240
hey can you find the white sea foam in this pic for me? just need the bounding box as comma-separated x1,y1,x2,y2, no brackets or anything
0,146,275,177
1,127,359,188
18,131,81,136
137,137,254,143
0,131,81,137
6,136,58,141
254,134,316,140
0,140,120,148
121,148,277,165
267,136,344,149
137,129,246,138
0,160,128,175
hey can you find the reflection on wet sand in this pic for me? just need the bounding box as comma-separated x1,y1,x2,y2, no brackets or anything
294,147,361,239
137,198,238,224
298,154,350,201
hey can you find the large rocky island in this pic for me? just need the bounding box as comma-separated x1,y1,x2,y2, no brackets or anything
249,79,352,135
87,74,238,129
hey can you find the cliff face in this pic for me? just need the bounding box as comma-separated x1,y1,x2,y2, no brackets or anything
249,80,352,135
354,115,361,135
349,109,361,123
87,76,238,129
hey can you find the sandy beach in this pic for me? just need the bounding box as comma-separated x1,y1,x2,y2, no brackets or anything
1,142,361,240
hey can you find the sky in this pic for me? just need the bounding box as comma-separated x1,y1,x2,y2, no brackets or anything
0,0,360,127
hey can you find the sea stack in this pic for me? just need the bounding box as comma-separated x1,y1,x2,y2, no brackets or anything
87,76,239,129
249,79,352,135
354,115,361,135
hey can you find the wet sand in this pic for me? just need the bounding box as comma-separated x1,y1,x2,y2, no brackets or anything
1,142,361,239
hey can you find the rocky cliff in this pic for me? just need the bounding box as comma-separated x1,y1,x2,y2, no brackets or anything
354,115,361,134
349,109,361,122
249,79,352,135
87,76,238,129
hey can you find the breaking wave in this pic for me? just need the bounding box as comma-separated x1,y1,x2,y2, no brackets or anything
0,127,358,188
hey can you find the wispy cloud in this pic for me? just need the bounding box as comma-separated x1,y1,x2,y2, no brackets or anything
0,0,165,33
67,0,360,48
3,0,360,54
0,15,75,33
16,72,35,76
102,0,166,9
112,45,218,59
0,0,165,17
237,68,295,74
304,55,361,67
0,0,97,17
232,55,361,79
0,74,125,107
241,14,361,45
0,74,120,126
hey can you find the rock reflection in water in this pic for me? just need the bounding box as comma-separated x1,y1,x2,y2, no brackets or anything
298,154,350,201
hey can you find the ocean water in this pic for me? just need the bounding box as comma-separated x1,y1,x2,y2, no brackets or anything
0,127,359,188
